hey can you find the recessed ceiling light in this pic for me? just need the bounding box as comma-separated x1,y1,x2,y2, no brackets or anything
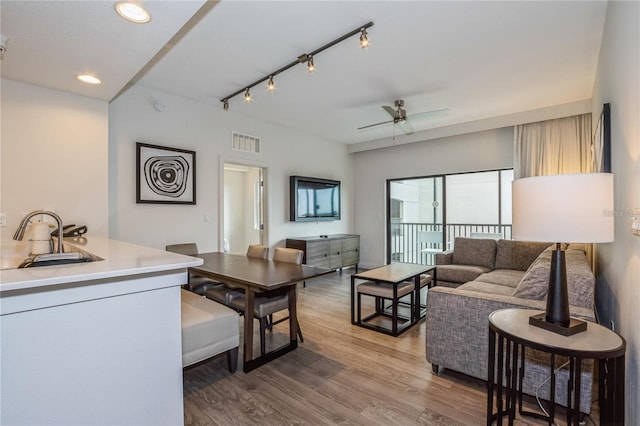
115,2,151,24
77,74,102,85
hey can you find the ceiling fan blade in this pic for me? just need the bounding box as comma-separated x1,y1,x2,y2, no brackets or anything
357,120,393,131
382,105,400,119
398,120,414,135
407,108,449,120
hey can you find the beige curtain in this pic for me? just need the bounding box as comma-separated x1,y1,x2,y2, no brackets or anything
513,113,596,266
513,113,593,179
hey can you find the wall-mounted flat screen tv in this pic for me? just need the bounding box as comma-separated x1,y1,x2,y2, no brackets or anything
290,176,341,222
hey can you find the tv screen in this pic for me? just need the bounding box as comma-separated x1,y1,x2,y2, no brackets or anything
290,176,341,222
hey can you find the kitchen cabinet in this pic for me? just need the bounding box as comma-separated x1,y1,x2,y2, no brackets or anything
1,237,202,426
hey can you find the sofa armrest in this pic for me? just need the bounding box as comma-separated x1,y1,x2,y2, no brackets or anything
435,250,453,265
427,287,544,379
426,288,594,373
426,287,595,413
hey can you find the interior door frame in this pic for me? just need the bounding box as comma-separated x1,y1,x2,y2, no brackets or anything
219,156,269,252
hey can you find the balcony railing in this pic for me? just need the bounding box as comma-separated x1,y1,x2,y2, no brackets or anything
389,222,512,265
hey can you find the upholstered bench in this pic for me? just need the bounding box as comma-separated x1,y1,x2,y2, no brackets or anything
356,280,417,334
181,289,239,373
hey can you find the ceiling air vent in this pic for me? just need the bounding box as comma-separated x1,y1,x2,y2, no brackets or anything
232,131,261,154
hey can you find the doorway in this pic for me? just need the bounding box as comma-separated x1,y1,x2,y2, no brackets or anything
222,162,265,254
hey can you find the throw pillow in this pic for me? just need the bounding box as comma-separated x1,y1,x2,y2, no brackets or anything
451,237,496,270
512,248,595,308
511,251,550,300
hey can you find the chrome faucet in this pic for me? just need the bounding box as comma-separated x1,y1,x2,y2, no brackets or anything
13,210,64,254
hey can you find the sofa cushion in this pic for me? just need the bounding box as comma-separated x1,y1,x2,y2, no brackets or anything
451,237,497,269
458,281,516,297
437,264,491,284
494,240,553,271
475,269,526,288
512,248,595,308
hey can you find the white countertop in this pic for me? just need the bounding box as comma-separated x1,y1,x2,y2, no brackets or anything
0,236,203,292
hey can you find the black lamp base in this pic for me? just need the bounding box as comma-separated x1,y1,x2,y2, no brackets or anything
529,313,587,336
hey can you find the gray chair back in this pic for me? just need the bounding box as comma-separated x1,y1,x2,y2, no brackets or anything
273,247,303,264
166,243,198,256
246,244,269,259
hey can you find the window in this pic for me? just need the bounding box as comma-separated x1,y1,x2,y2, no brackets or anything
446,170,513,226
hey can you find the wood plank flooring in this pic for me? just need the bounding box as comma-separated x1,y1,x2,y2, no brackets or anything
183,271,599,425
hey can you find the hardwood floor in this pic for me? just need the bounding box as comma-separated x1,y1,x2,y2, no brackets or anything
183,271,599,425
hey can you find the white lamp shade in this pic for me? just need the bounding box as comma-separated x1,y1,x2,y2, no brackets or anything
512,173,614,243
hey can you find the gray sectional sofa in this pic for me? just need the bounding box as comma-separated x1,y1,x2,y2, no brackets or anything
426,237,597,415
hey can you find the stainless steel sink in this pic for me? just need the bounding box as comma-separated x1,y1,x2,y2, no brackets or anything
1,242,103,270
17,251,100,268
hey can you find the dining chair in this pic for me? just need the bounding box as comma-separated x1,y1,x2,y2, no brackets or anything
228,247,305,355
165,243,221,295
246,244,270,260
204,244,270,304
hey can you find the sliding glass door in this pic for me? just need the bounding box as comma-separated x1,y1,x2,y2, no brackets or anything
387,176,445,265
387,169,513,265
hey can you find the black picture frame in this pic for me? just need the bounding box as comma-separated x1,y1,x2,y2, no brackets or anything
593,103,611,173
136,142,196,204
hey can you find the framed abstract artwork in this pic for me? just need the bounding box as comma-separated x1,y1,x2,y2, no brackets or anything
136,142,196,204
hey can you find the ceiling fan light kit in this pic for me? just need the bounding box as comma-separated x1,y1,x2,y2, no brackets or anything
220,21,373,109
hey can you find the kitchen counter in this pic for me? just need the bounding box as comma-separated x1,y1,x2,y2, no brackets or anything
1,237,203,426
0,236,202,291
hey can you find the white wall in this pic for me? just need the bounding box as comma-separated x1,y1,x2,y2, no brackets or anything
0,79,109,242
591,1,640,422
108,85,352,252
352,127,513,267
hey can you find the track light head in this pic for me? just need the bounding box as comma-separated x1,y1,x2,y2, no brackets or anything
307,55,315,73
223,99,229,111
244,88,252,102
360,28,369,49
267,76,275,92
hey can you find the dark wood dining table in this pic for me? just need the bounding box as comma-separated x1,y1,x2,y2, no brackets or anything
190,252,332,372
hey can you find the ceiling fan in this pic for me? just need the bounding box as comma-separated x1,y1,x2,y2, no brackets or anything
357,100,449,135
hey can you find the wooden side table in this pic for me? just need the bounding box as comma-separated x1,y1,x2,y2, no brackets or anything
487,308,625,426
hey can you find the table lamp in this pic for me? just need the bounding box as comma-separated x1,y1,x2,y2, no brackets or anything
512,173,614,335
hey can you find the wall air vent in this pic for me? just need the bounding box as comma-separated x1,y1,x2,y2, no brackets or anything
232,131,261,154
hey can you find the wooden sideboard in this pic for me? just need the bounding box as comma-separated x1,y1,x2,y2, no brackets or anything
286,234,359,272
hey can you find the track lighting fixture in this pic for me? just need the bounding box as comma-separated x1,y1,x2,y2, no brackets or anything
360,27,369,49
307,55,315,73
220,21,373,110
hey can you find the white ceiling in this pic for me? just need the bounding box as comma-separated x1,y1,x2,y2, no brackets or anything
1,1,608,145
